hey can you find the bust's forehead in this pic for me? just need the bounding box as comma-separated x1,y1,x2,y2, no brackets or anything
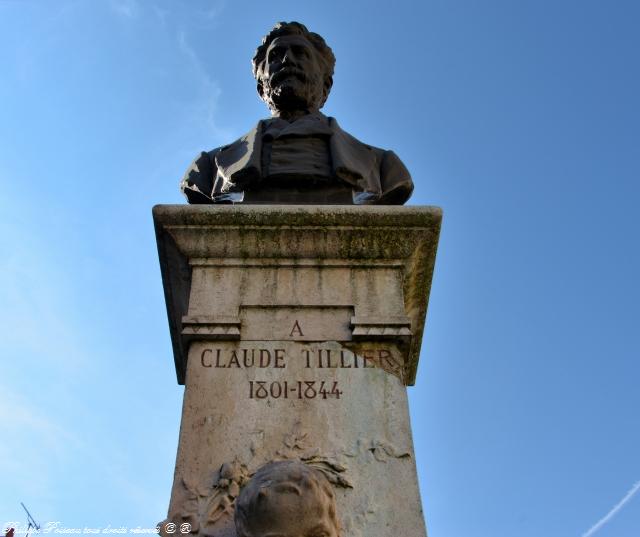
268,34,314,50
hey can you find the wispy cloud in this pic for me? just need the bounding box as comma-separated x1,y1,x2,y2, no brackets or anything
0,219,89,368
0,381,161,520
176,29,221,128
200,0,225,20
0,385,83,454
0,383,84,512
175,27,230,146
6,1,81,85
581,480,640,537
109,0,139,19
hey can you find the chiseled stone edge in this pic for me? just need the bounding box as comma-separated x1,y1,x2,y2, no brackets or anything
153,204,442,385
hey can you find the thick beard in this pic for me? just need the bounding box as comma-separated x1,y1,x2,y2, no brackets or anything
262,77,324,115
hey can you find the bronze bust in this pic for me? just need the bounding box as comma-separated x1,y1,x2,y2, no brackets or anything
181,21,413,205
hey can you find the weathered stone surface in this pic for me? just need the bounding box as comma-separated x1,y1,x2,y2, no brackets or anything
154,205,441,536
154,205,441,386
235,460,341,537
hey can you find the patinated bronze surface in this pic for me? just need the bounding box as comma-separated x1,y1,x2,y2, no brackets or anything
181,21,413,205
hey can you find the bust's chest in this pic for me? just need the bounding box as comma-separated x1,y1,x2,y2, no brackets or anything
262,134,333,183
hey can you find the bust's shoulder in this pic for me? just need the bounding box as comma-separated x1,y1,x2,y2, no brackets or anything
204,145,225,161
180,147,226,203
206,120,266,161
326,116,391,157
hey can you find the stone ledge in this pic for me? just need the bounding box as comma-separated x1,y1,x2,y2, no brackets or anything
154,205,441,385
181,315,242,342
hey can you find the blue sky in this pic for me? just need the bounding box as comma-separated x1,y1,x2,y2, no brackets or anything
1,1,639,536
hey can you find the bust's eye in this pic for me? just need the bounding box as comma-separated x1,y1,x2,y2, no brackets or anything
268,47,285,61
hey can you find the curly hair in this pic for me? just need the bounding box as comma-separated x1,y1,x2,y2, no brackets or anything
252,21,336,107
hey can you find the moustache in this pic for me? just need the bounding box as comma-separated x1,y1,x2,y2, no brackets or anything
269,68,307,86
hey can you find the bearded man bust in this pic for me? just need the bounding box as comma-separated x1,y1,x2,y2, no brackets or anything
181,21,413,205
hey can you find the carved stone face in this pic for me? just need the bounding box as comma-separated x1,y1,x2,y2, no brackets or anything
241,489,338,537
259,35,326,115
235,461,340,537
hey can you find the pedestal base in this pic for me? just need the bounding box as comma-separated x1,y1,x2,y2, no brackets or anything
154,205,441,537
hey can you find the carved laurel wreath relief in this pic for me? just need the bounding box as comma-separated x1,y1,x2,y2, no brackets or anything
160,419,410,536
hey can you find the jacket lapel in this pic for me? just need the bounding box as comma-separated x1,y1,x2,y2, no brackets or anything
214,116,379,194
329,117,380,194
214,122,263,188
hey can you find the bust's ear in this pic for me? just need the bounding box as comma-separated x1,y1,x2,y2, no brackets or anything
321,77,333,106
326,75,334,92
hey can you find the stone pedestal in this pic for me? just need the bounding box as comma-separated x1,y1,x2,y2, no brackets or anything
154,205,441,537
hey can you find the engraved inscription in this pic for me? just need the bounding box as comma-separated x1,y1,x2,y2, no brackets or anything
201,348,286,369
289,319,304,337
240,306,352,340
197,344,403,399
303,348,398,369
249,380,343,400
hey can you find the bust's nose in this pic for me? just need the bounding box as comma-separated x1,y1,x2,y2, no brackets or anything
282,49,296,65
